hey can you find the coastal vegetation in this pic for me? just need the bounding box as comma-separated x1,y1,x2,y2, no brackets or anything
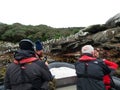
0,23,84,42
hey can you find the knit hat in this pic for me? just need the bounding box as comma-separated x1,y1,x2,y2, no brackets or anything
19,39,34,51
35,40,43,50
81,45,94,54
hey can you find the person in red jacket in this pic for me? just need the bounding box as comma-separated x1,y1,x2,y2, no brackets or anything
75,45,111,90
94,48,118,90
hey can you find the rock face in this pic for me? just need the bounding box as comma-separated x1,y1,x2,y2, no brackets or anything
105,13,120,28
43,13,120,65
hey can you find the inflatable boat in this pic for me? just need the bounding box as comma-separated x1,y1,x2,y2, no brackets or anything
0,62,120,90
48,62,120,90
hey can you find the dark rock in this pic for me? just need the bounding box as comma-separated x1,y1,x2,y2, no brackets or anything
105,13,120,28
83,24,107,34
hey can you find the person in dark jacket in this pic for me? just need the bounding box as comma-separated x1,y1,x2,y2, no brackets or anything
35,40,56,90
35,40,48,66
35,40,44,59
4,39,53,90
75,45,111,90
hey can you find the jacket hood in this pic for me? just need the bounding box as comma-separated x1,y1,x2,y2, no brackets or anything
79,53,96,61
14,49,36,61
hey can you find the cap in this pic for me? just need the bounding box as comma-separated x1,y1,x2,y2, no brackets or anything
81,45,94,54
19,39,34,51
35,40,43,50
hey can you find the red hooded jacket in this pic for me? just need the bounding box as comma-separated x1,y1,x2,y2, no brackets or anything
103,59,118,90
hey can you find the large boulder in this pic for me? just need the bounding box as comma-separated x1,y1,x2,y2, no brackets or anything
105,13,120,28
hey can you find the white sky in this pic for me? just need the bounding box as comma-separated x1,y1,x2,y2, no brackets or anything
0,0,120,28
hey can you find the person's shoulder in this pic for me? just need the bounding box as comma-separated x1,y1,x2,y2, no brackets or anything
95,58,104,63
34,59,47,67
6,62,15,71
34,59,44,64
92,58,106,66
74,60,80,64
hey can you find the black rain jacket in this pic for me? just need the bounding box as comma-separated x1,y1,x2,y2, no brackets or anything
4,50,53,90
